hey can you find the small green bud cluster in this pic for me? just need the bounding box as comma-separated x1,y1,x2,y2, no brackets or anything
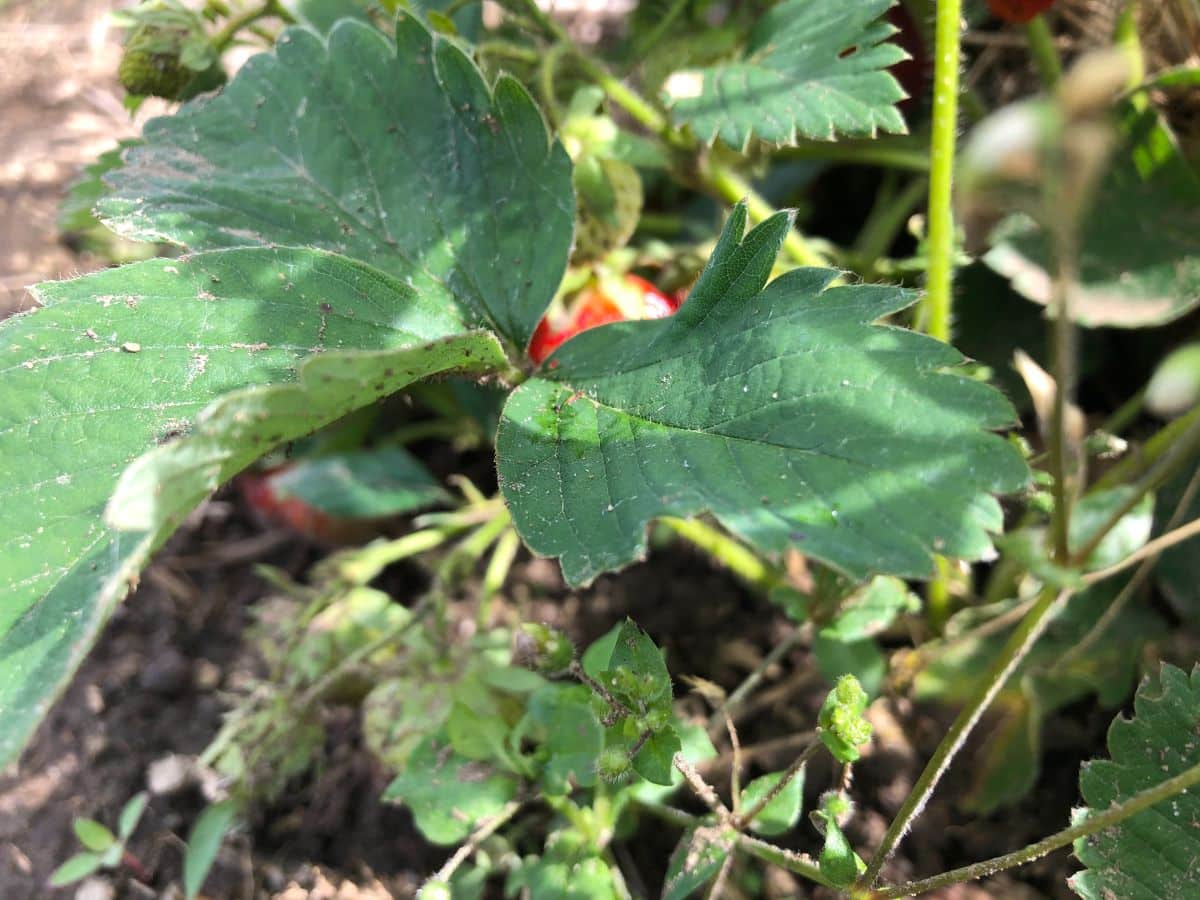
818,675,873,763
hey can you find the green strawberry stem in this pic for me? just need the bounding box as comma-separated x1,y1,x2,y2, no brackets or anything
211,0,294,52
507,0,830,267
876,758,1200,898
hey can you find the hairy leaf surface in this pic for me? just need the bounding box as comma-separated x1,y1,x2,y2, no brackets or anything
0,249,503,766
1071,664,1200,900
498,206,1028,586
101,15,573,350
665,0,907,148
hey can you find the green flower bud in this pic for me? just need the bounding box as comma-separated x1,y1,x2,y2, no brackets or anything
595,746,632,783
818,675,873,764
417,879,452,900
514,623,575,675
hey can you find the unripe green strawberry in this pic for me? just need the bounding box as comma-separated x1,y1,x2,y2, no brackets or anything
595,746,632,783
571,158,642,264
119,25,191,99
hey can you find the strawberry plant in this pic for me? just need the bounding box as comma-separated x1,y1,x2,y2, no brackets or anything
5,0,1200,896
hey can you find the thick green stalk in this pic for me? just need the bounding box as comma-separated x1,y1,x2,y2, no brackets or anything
877,759,1200,897
920,0,963,342
211,0,292,51
702,164,830,266
858,586,1070,886
661,517,781,591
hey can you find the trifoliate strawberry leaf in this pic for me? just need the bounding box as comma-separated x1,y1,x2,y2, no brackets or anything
0,249,506,769
100,15,573,352
0,13,570,770
1070,664,1200,900
663,0,908,149
497,204,1028,587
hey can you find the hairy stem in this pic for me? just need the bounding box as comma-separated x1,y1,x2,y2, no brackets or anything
734,739,820,829
661,517,781,592
877,759,1200,897
427,800,522,886
919,0,963,342
211,0,293,51
858,586,1070,886
707,628,806,738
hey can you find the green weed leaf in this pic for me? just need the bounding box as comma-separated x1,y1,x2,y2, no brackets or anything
499,205,1027,586
664,0,907,148
383,734,519,845
740,769,804,836
117,792,149,841
184,800,238,900
73,819,116,853
1070,664,1200,900
631,726,682,786
662,826,735,900
49,852,107,887
526,684,604,793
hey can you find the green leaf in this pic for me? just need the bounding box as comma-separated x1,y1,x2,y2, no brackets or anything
73,818,116,852
1070,665,1200,900
1153,460,1200,622
664,0,907,149
268,446,449,518
915,579,1167,811
821,575,919,641
632,725,682,786
816,814,865,887
812,632,885,698
281,0,374,32
527,684,604,793
498,205,1028,586
0,249,504,768
986,150,1200,329
603,618,673,707
58,141,138,235
626,720,717,805
958,692,1039,815
662,826,735,900
184,800,238,900
383,736,518,846
117,792,150,841
49,852,107,887
446,700,513,763
507,853,619,900
100,16,572,352
1068,486,1154,572
581,624,622,679
740,770,804,836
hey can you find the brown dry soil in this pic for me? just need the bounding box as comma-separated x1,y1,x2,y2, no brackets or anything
0,1,1147,898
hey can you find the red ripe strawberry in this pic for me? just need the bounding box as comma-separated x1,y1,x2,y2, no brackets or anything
238,465,367,544
987,0,1054,24
528,274,682,365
